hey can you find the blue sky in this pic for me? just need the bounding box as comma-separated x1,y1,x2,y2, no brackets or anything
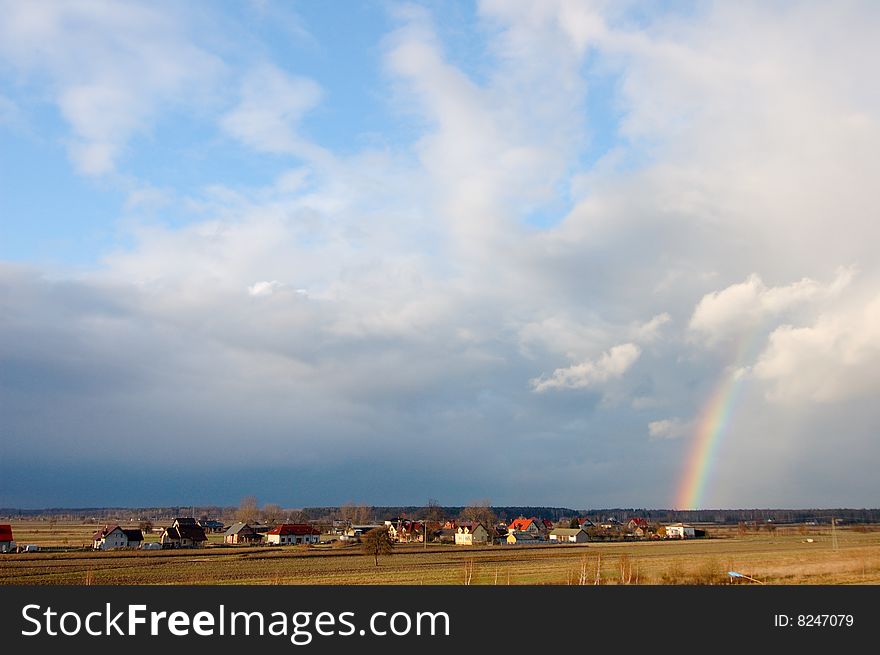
2,1,880,509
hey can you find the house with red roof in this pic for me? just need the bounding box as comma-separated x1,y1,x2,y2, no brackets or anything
266,524,320,545
626,518,652,537
507,517,541,536
627,518,649,530
0,524,15,553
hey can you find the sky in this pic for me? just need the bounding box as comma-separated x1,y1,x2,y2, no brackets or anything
1,1,879,510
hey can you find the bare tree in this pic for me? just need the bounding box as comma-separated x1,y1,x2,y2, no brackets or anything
424,499,444,523
361,528,394,566
340,502,372,525
460,500,496,533
287,510,310,524
355,505,372,524
236,496,261,524
262,503,283,525
339,503,355,523
578,556,589,585
618,554,634,584
463,558,476,585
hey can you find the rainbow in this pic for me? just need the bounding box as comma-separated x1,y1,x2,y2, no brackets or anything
676,332,761,510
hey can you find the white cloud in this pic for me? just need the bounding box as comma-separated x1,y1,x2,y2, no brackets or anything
0,0,221,175
517,315,607,361
531,343,641,392
247,280,309,298
0,93,21,127
648,417,691,441
633,312,671,342
689,268,854,343
384,4,587,254
747,293,880,403
220,64,326,162
248,280,283,297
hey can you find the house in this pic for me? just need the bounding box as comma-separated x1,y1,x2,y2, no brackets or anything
198,519,225,533
160,517,208,548
400,521,425,543
437,528,457,544
454,522,489,545
549,527,590,544
507,517,541,537
266,524,320,545
506,530,540,545
340,524,385,541
92,526,127,550
0,525,15,553
386,519,425,543
600,517,622,530
626,518,651,537
577,517,594,528
223,522,263,545
626,518,649,532
92,525,143,550
122,528,143,548
664,523,696,539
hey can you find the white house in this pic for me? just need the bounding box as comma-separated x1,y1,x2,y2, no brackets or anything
665,523,696,539
92,525,144,550
548,527,590,544
266,524,320,545
454,523,489,545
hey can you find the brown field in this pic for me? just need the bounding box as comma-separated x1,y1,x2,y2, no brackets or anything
2,521,880,585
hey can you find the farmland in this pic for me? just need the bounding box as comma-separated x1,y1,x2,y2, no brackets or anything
2,521,880,585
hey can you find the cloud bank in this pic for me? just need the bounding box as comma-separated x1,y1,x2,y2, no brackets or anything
2,1,879,508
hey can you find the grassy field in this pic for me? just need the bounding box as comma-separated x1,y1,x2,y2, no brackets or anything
3,521,880,585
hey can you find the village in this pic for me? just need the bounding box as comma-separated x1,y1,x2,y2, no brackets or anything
2,509,876,586
0,514,702,553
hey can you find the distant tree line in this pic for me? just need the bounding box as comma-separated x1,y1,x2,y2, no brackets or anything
5,505,880,525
